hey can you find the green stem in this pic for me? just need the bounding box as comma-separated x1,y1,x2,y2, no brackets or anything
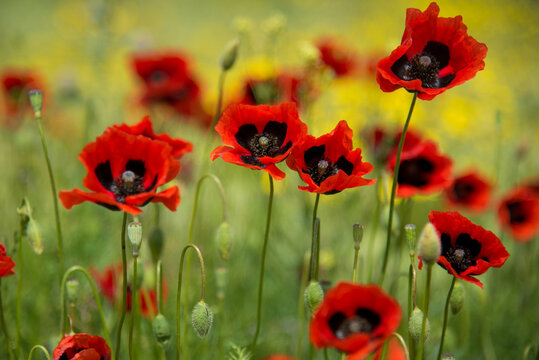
27,345,52,360
0,281,15,360
250,174,274,352
308,194,320,281
393,332,410,360
209,70,226,131
379,92,418,287
437,277,456,360
59,266,111,346
176,244,206,360
324,348,329,360
295,253,310,360
366,179,381,283
157,260,164,314
352,247,360,283
15,227,23,355
114,212,128,360
128,255,138,360
416,264,433,360
35,111,64,286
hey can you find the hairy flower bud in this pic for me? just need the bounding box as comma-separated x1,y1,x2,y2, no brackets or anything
152,313,171,347
28,89,43,117
409,307,430,343
128,222,142,256
148,227,164,263
418,223,440,265
352,223,363,250
304,281,324,313
220,39,239,71
192,301,213,338
215,222,232,261
450,281,465,315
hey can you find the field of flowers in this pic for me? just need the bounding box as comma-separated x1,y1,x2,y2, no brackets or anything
0,0,538,359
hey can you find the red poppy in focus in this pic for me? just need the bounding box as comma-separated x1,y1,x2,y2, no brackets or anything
1,70,41,127
445,171,492,212
310,283,401,359
239,72,310,108
497,187,539,243
377,2,488,100
0,243,15,278
388,138,452,198
422,211,510,288
113,115,193,159
316,38,358,77
53,333,111,360
59,127,180,216
286,121,375,194
211,102,307,180
132,52,210,125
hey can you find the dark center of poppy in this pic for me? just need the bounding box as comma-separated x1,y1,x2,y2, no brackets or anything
148,71,168,85
248,133,280,157
110,170,145,203
440,233,482,274
328,308,381,340
506,202,527,224
235,122,292,167
405,53,440,87
453,182,475,201
397,157,434,187
303,145,354,187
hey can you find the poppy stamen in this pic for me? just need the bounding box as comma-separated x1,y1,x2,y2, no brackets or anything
248,133,280,157
111,170,145,203
405,52,441,88
442,233,482,274
317,160,329,175
328,308,381,340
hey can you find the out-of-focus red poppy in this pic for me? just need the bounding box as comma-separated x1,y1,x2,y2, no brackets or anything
316,38,358,77
0,243,15,278
1,70,42,128
53,333,111,360
373,338,406,360
286,120,375,194
113,115,193,159
132,52,210,125
238,72,311,108
59,127,180,216
310,283,401,359
377,2,487,100
421,211,510,288
211,102,307,180
445,171,492,212
497,187,539,243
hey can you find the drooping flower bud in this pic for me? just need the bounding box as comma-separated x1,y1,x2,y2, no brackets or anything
128,222,142,256
450,281,465,315
418,223,440,265
220,39,239,71
352,223,363,250
404,224,417,257
215,267,228,301
152,313,172,347
304,281,324,313
215,222,232,261
409,307,430,343
66,278,80,304
148,227,164,263
28,89,43,117
191,300,213,338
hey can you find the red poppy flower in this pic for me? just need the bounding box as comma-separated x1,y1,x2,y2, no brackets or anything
497,187,539,243
59,127,180,216
239,72,310,108
316,38,358,77
53,333,111,360
113,115,193,159
132,52,210,124
286,120,375,194
376,2,488,100
444,171,492,212
0,243,15,278
310,283,401,359
421,211,510,288
388,139,452,198
1,69,41,127
211,102,307,180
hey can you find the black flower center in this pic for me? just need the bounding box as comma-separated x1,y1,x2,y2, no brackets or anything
397,157,434,187
453,182,475,201
506,201,527,224
148,71,168,85
391,41,456,89
235,121,292,167
328,308,381,340
303,145,354,189
441,233,483,274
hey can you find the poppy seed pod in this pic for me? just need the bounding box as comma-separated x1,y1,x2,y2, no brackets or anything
450,281,465,315
152,313,171,347
28,89,43,117
148,227,164,263
128,222,142,256
215,222,232,261
192,301,213,338
409,307,430,343
352,223,363,250
304,280,324,313
220,39,239,71
418,223,440,265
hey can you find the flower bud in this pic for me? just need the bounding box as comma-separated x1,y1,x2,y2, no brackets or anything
191,301,213,338
418,223,440,266
404,224,417,257
26,218,43,255
220,39,239,71
450,281,465,315
352,223,363,250
304,281,324,313
152,313,171,347
148,227,164,263
215,267,228,301
409,307,430,343
28,89,43,117
128,222,142,256
215,222,232,261
66,278,80,304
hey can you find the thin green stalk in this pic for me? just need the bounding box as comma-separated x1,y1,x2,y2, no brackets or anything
114,212,129,360
366,179,381,283
324,348,329,360
34,109,64,286
295,253,310,360
352,247,360,283
27,345,52,360
59,266,111,346
393,332,410,360
157,260,164,314
416,264,433,360
176,244,206,360
437,277,456,360
379,92,418,287
128,255,138,360
209,71,226,131
408,263,417,359
308,194,320,280
0,281,15,360
250,174,274,352
15,226,23,355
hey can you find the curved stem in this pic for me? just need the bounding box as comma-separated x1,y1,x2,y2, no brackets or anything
0,281,15,360
416,264,433,360
157,260,164,314
35,111,64,286
59,265,111,346
393,332,410,360
437,277,456,360
250,174,275,352
308,194,321,281
379,92,418,287
114,212,128,360
176,244,206,360
128,255,138,360
27,345,52,360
